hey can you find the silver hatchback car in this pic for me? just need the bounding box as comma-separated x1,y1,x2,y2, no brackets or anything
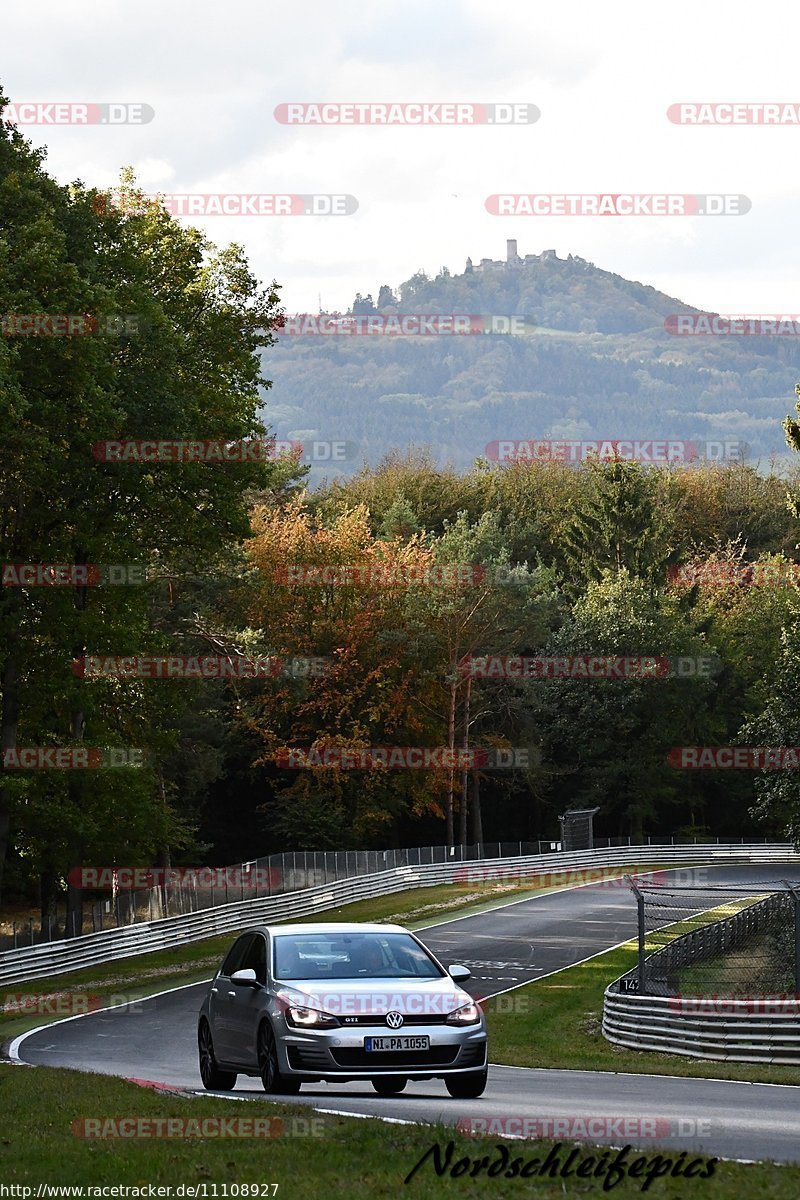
198,922,488,1097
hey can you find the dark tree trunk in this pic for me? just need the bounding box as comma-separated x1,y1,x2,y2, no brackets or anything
459,677,471,848
0,648,21,904
446,677,457,847
39,862,59,935
65,556,89,938
471,770,483,847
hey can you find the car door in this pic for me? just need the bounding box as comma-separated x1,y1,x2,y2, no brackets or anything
226,931,269,1067
209,934,253,1062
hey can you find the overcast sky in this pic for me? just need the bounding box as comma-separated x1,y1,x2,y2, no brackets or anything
4,0,799,315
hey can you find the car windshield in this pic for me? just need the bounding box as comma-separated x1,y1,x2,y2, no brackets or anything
272,932,445,980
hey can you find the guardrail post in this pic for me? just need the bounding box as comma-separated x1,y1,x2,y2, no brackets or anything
626,876,647,994
783,881,800,994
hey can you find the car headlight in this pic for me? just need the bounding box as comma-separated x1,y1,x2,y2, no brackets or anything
285,1006,340,1029
445,1002,481,1026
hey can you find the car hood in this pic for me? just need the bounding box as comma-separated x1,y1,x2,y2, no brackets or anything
274,977,474,1019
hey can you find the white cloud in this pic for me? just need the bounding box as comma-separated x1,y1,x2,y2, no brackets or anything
3,0,800,312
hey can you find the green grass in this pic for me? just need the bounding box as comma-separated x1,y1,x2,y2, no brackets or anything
484,922,800,1085
676,927,795,996
1,1063,799,1194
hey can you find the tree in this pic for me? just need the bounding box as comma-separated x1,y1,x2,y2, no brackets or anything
741,625,800,842
243,501,448,845
562,459,678,592
747,383,800,842
530,571,722,840
0,96,296,913
351,293,376,315
403,511,557,845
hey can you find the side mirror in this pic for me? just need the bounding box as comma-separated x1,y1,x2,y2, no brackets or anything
231,968,259,987
448,964,471,982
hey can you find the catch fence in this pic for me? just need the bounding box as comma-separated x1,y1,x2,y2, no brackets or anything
2,833,726,950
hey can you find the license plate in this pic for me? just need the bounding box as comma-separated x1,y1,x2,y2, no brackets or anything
364,1035,430,1052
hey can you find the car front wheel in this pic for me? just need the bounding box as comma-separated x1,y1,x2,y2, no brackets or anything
258,1023,301,1094
445,1068,488,1098
372,1076,407,1095
198,1020,237,1091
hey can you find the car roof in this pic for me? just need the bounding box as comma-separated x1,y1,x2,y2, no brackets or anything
242,922,409,936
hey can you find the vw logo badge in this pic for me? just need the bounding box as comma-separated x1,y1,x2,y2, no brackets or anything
386,1011,404,1029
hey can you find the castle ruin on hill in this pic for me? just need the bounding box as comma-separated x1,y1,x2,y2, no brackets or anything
465,241,587,274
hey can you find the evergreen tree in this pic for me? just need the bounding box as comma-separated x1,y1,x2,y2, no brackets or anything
562,459,677,591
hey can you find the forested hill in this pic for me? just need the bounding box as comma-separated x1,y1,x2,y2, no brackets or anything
259,250,800,484
363,251,693,335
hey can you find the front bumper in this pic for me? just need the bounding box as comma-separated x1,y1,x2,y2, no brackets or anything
277,1019,487,1079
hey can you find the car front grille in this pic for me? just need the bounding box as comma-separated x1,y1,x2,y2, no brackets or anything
330,1046,460,1067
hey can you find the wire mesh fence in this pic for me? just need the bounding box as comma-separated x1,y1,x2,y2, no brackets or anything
0,833,776,951
620,878,800,998
4,839,564,948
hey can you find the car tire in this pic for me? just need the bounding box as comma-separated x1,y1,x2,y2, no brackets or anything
198,1020,237,1091
445,1068,488,1098
372,1076,407,1095
258,1022,301,1094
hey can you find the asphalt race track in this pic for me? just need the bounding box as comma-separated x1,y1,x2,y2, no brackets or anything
11,864,800,1163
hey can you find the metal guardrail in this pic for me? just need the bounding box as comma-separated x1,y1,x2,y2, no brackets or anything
1,843,796,988
6,834,732,950
603,989,800,1064
604,872,800,1063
